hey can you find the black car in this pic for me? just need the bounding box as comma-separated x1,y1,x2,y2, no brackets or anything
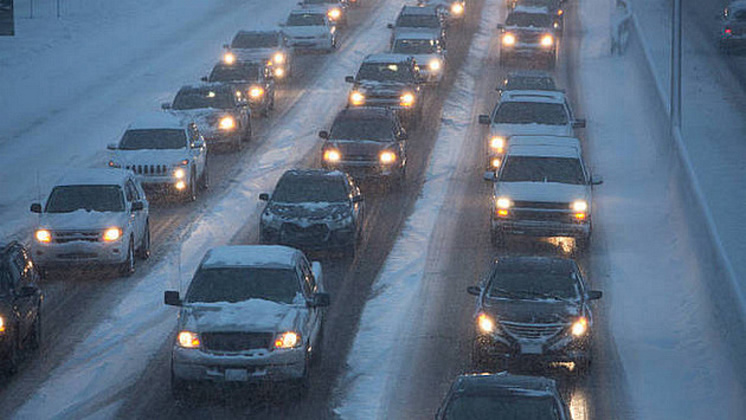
436,373,571,420
0,242,43,374
202,61,276,117
467,256,602,372
320,107,407,184
498,70,557,93
497,8,558,68
511,0,564,31
259,169,365,256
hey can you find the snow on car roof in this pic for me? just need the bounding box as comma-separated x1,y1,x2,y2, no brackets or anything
128,113,186,131
282,168,347,178
200,245,301,269
507,135,581,159
234,29,282,36
454,373,556,394
393,30,441,41
56,168,132,187
501,89,565,103
512,5,552,15
400,5,439,15
289,7,327,15
180,82,233,92
363,53,413,63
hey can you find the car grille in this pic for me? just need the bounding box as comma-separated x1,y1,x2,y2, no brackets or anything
293,36,315,40
512,201,569,210
515,32,543,44
56,252,98,259
510,209,575,222
342,154,376,162
502,321,565,339
201,332,274,352
54,230,101,243
281,223,330,242
125,164,169,176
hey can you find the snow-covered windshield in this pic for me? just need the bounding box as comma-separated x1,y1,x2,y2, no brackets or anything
518,0,560,10
331,118,394,141
488,269,579,300
506,12,553,28
287,13,325,26
231,33,279,48
493,102,568,125
444,394,560,420
119,129,186,150
45,185,125,213
393,39,439,54
185,267,300,304
209,64,261,83
504,76,556,91
172,89,234,110
500,156,586,184
273,175,348,203
357,62,415,83
396,14,441,28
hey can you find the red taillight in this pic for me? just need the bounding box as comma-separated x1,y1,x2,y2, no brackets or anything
725,28,733,35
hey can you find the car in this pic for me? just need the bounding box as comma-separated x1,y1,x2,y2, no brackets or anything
0,241,43,374
164,245,330,396
202,61,276,117
436,373,572,419
106,114,208,201
30,169,150,276
258,169,365,257
483,136,602,248
478,90,585,170
299,0,348,27
467,256,602,374
345,53,424,125
222,30,293,80
391,30,447,84
510,0,564,32
418,0,466,24
388,5,446,47
281,9,338,52
497,6,558,68
498,70,557,93
719,1,746,52
162,83,251,152
319,107,407,184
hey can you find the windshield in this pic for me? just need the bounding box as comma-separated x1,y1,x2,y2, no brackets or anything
172,89,234,110
488,268,580,300
393,39,438,54
119,129,186,150
357,62,415,83
504,76,556,91
45,185,125,213
506,12,553,27
272,175,348,203
209,64,261,83
331,118,395,141
304,0,338,4
444,394,560,420
231,33,279,48
500,156,586,184
287,13,325,26
186,267,300,304
396,15,441,28
519,0,559,10
493,102,568,125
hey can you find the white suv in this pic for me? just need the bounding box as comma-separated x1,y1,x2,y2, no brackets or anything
30,169,150,276
282,9,338,52
107,114,208,201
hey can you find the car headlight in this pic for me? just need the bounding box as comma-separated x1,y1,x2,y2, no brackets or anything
35,229,52,243
108,160,121,168
350,91,365,106
379,151,397,164
571,317,588,337
249,86,264,99
274,331,301,349
451,2,464,15
273,52,285,64
173,168,186,179
219,116,236,130
328,8,341,19
0,316,5,333
502,33,516,46
428,58,442,72
572,200,588,212
400,92,415,107
102,227,122,242
489,136,505,152
324,149,341,162
496,197,512,209
177,331,201,348
477,313,495,334
223,52,236,64
541,34,554,47
274,67,285,78
490,158,501,169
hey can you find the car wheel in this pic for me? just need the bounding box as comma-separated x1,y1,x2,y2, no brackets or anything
119,238,135,277
269,93,276,110
342,241,357,260
312,325,324,365
137,222,150,260
471,339,495,372
199,166,209,190
296,352,311,393
499,54,508,66
261,103,270,117
4,330,20,375
243,123,252,142
547,55,556,70
575,233,591,253
186,171,197,202
29,309,42,350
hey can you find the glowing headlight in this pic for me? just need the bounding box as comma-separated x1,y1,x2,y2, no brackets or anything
541,34,554,47
35,229,52,243
491,158,501,169
324,149,341,162
249,86,264,98
223,52,236,64
350,91,365,106
103,227,122,242
0,316,5,333
571,317,588,337
173,168,186,179
274,331,300,349
379,151,397,164
489,136,505,152
428,58,442,72
274,67,285,78
108,160,120,168
477,313,495,333
572,200,588,212
400,92,415,107
328,8,341,19
177,331,201,348
219,116,236,130
496,197,512,209
451,2,464,15
502,33,516,46
273,52,285,64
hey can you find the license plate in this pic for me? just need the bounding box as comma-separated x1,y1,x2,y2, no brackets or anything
225,369,249,381
520,343,543,355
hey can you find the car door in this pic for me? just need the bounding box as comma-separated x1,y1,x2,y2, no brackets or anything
299,259,322,349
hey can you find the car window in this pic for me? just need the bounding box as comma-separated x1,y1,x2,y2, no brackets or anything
185,267,302,304
396,14,441,28
301,260,316,293
357,62,416,83
393,39,439,54
287,13,325,26
273,174,349,203
172,89,235,110
493,102,569,125
231,33,279,48
45,185,126,213
125,181,136,202
8,252,23,290
505,12,553,28
209,63,261,83
444,394,560,420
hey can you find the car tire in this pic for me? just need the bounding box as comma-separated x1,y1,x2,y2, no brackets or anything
342,241,357,260
137,221,150,260
29,309,42,350
547,55,556,70
296,352,311,393
499,54,508,66
186,170,197,202
575,357,592,375
199,166,209,191
269,92,276,110
312,325,324,365
471,340,495,372
4,332,20,375
575,233,591,253
119,238,135,277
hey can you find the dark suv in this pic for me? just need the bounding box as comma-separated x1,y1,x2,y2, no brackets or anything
467,256,602,373
202,62,275,117
259,169,365,257
320,107,407,184
0,242,43,374
497,7,558,68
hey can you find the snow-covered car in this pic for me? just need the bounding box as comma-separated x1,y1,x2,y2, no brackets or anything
0,241,43,374
387,5,446,47
483,136,601,248
299,0,348,27
498,70,557,93
497,6,559,68
281,9,338,52
391,31,447,84
436,373,572,419
107,114,208,201
509,0,564,32
222,30,292,80
30,169,150,276
345,53,424,125
467,257,602,373
320,107,407,184
259,169,364,257
164,245,330,396
478,90,584,170
162,83,251,152
719,1,746,52
202,61,276,117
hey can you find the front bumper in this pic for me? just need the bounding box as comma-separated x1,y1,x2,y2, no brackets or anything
138,175,191,194
260,223,356,251
31,240,128,267
287,37,332,50
492,218,590,238
172,346,306,383
475,333,590,364
323,160,403,180
419,68,444,83
501,45,556,59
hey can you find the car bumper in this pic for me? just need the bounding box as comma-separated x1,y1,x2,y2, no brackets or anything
501,46,555,58
31,240,128,267
287,38,332,50
172,346,306,383
493,218,590,238
323,161,403,179
476,334,590,363
138,176,191,193
260,225,356,251
203,131,241,146
419,68,444,83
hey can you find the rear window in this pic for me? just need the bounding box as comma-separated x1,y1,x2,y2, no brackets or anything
504,76,556,91
272,175,348,203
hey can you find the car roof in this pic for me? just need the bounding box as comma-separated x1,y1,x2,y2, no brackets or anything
179,82,235,93
127,113,186,131
493,256,578,274
393,30,441,41
507,70,554,79
280,168,347,181
452,373,558,397
363,53,414,64
55,169,132,187
200,245,302,269
335,106,397,120
511,5,552,15
289,7,327,15
507,136,581,159
233,29,281,37
400,5,440,15
501,89,565,103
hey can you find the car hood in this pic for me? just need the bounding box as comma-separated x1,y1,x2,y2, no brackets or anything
181,299,302,333
112,149,190,166
354,80,414,95
484,298,580,324
506,25,554,33
410,53,441,66
39,209,128,231
496,181,589,204
167,109,233,133
393,27,441,38
284,26,328,37
326,139,393,155
490,122,572,137
266,202,351,223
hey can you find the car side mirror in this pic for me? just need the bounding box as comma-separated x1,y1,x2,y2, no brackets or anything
200,76,209,82
132,201,145,211
107,143,118,150
309,292,330,307
478,115,491,125
345,76,355,83
164,290,182,306
312,261,323,285
483,171,497,182
259,193,270,201
467,286,482,296
17,286,37,298
495,87,503,93
387,23,394,29
161,102,172,110
587,290,603,300
30,203,42,213
572,119,586,128
590,175,603,185
318,130,329,139
352,194,364,203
